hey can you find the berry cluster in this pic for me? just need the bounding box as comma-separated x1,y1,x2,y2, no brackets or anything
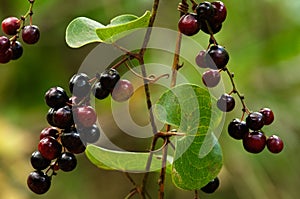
27,68,134,194
0,0,40,64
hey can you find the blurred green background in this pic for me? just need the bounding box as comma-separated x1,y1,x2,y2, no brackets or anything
0,0,299,199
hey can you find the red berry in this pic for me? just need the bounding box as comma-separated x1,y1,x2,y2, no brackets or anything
0,48,12,63
74,105,97,127
2,17,20,35
211,1,227,24
267,135,283,154
22,25,40,44
202,69,221,88
243,131,266,154
178,13,201,36
0,36,10,53
259,108,274,125
40,127,59,140
111,79,134,102
38,136,62,160
246,112,264,130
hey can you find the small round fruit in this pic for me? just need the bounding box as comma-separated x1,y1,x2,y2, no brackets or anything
201,177,220,194
46,108,56,127
2,17,20,35
200,20,223,35
30,151,51,170
69,73,91,98
38,136,62,160
40,127,59,140
217,93,235,112
74,105,97,127
267,135,284,154
79,124,101,143
22,25,40,44
228,119,249,140
111,79,134,102
52,106,74,129
99,68,120,91
211,1,227,24
246,112,264,130
0,36,10,53
11,41,23,60
61,128,86,154
243,131,266,153
202,69,221,88
0,48,12,63
196,1,215,20
27,171,51,194
195,50,207,68
57,152,77,172
206,45,229,69
92,82,110,100
259,108,274,125
45,87,69,108
178,13,200,36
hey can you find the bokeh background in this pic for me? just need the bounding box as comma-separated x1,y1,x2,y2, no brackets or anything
0,0,299,199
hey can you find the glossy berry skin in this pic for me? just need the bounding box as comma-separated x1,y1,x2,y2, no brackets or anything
199,20,222,35
206,45,229,69
0,48,12,63
38,136,62,160
246,112,264,130
0,36,10,53
11,41,23,60
217,94,235,112
27,171,51,194
45,87,69,108
79,124,101,143
267,135,284,154
201,177,220,194
228,119,249,140
243,131,266,154
196,2,215,20
40,127,59,140
22,25,40,44
195,50,207,68
46,108,56,126
30,151,51,170
202,69,220,88
99,68,120,91
74,105,97,127
52,106,74,129
259,108,274,125
69,73,91,98
61,129,86,154
2,17,20,35
111,79,134,102
92,82,110,100
178,13,200,36
57,152,77,172
211,1,227,24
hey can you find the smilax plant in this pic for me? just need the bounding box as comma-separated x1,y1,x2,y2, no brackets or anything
24,0,284,198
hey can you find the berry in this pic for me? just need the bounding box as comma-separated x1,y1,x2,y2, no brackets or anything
79,124,101,143
259,108,274,125
74,105,97,127
111,79,134,102
45,87,69,108
38,136,62,160
267,135,284,154
211,1,227,24
217,93,235,112
46,108,56,126
92,82,110,100
10,41,23,60
52,105,74,129
69,73,91,98
206,45,229,69
27,171,51,194
178,13,201,36
228,119,249,140
30,151,51,170
40,127,59,140
57,152,77,172
0,48,12,63
2,17,20,35
243,131,266,153
0,36,10,53
202,69,220,88
196,2,215,20
22,25,40,44
199,20,222,35
201,177,220,194
195,50,207,68
246,112,264,130
99,68,120,91
61,128,86,154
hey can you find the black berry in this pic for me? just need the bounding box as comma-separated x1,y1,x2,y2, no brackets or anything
22,25,40,44
38,136,62,160
243,131,266,153
30,151,51,170
52,105,74,129
202,69,221,88
69,73,91,98
10,41,23,60
201,177,220,194
46,108,56,126
246,112,264,130
45,87,69,108
178,13,201,36
61,128,86,154
2,17,20,35
217,93,235,112
196,2,215,20
92,81,110,100
99,68,120,91
111,79,134,102
57,152,77,172
267,135,284,154
228,119,249,140
27,171,51,194
79,124,101,143
206,45,229,69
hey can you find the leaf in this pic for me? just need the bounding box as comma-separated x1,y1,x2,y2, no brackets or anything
96,11,151,43
85,144,173,173
65,17,104,48
154,84,223,190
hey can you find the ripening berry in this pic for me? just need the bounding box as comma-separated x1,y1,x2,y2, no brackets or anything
267,135,284,154
111,79,134,102
243,131,266,154
246,112,264,130
259,108,274,125
178,13,201,36
22,25,40,44
27,171,51,194
202,69,221,88
2,17,20,35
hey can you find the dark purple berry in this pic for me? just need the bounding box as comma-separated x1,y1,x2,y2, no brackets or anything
201,177,220,194
38,136,62,160
211,1,227,24
246,112,264,130
196,2,215,20
259,108,274,125
99,68,120,91
2,17,20,35
195,50,207,68
0,36,10,53
74,105,97,127
69,73,91,98
79,124,101,143
52,105,74,129
206,45,229,69
61,128,86,154
22,25,40,44
0,48,12,63
267,135,284,154
46,108,56,126
27,171,51,194
30,151,51,170
178,13,201,36
92,81,110,100
45,87,69,108
228,119,249,140
243,131,266,153
10,41,23,60
199,20,222,35
40,127,59,140
202,69,220,88
57,152,77,172
217,93,235,112
111,79,134,102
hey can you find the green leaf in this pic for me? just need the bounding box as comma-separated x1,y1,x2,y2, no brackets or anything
96,11,151,43
85,144,173,173
154,84,223,190
65,17,104,48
